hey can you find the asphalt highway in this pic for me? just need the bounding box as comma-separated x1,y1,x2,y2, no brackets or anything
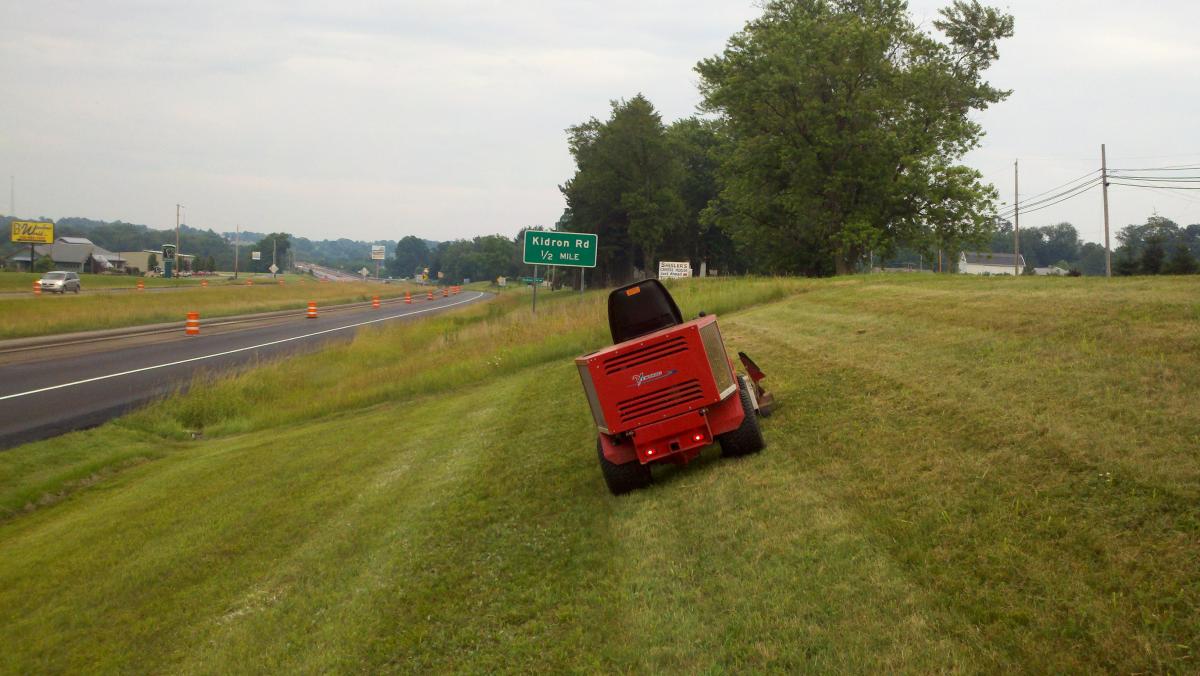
0,290,489,450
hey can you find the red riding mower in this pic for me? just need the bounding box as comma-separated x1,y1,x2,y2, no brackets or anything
575,279,774,494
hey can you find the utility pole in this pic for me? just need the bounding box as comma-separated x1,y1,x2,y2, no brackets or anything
175,203,184,269
272,236,277,279
1014,160,1020,276
234,225,240,279
9,175,13,217
1101,144,1112,278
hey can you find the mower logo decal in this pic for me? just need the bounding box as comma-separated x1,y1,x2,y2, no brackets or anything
630,369,677,388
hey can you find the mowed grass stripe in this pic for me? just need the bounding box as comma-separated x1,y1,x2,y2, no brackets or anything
724,283,1199,671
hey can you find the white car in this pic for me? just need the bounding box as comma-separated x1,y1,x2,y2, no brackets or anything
37,271,81,294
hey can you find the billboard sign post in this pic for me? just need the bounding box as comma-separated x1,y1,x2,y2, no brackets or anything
11,221,54,273
371,245,386,279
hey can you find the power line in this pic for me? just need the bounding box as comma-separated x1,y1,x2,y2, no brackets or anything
1106,175,1200,182
1109,182,1200,191
1115,182,1200,207
1001,168,1099,207
1109,164,1200,172
997,177,1101,218
997,182,1100,219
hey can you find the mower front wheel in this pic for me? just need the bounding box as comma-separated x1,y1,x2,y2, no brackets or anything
719,377,766,458
597,438,651,495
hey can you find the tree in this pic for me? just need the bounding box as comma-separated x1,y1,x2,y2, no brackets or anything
561,95,685,284
696,0,1013,274
1164,241,1198,274
390,236,431,278
252,233,291,272
147,253,158,272
33,254,54,272
1077,242,1107,276
667,117,739,273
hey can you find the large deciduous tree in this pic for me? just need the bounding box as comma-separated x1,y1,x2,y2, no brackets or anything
696,0,1014,275
560,95,685,284
391,235,431,278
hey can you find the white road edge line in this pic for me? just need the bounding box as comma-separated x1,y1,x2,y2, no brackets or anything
0,292,485,402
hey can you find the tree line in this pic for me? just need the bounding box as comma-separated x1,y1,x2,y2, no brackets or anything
980,216,1199,276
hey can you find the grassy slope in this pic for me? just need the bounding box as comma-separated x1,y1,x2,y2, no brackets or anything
0,276,424,339
0,275,1197,672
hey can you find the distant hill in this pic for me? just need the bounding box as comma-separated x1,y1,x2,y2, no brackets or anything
0,215,436,272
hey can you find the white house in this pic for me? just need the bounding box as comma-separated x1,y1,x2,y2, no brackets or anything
958,251,1025,275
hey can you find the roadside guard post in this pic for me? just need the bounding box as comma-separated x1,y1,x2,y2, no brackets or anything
372,295,381,309
307,301,318,319
185,312,200,336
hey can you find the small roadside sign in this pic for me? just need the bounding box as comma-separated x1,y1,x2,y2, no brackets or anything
11,220,54,244
523,230,597,268
371,245,386,260
251,251,261,261
359,267,370,278
658,261,691,279
497,276,507,287
268,264,279,274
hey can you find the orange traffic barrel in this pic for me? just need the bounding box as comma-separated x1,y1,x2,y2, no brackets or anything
247,279,254,286
306,301,318,319
405,292,411,304
442,288,448,297
278,279,284,286
427,291,433,301
201,279,208,288
185,311,200,336
33,281,41,296
372,295,381,309
136,280,145,291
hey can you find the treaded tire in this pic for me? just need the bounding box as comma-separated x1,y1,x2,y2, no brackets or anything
597,438,652,495
719,377,766,458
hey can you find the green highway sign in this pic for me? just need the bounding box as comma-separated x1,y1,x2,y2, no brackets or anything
519,277,544,283
523,230,597,268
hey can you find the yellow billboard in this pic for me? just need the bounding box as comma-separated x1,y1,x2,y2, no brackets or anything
11,220,54,244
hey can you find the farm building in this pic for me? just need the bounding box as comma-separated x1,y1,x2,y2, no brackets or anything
958,251,1025,275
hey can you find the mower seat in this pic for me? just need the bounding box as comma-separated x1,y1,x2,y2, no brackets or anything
608,279,684,344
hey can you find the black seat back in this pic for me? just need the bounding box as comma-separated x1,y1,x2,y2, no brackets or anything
608,279,683,344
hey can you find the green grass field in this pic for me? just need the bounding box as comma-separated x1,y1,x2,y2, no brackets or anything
0,275,1197,672
0,273,424,339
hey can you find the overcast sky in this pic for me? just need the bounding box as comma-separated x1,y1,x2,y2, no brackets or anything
2,1,1198,245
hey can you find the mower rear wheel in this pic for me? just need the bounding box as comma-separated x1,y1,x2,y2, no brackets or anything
719,377,765,458
597,438,651,495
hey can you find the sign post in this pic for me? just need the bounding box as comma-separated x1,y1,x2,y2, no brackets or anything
11,220,53,272
371,245,385,279
162,244,177,279
657,261,692,279
522,230,597,314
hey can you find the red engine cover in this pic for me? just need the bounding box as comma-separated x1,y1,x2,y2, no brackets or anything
576,315,738,437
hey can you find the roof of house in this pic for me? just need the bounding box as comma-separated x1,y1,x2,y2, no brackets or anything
31,240,124,265
961,251,1025,268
